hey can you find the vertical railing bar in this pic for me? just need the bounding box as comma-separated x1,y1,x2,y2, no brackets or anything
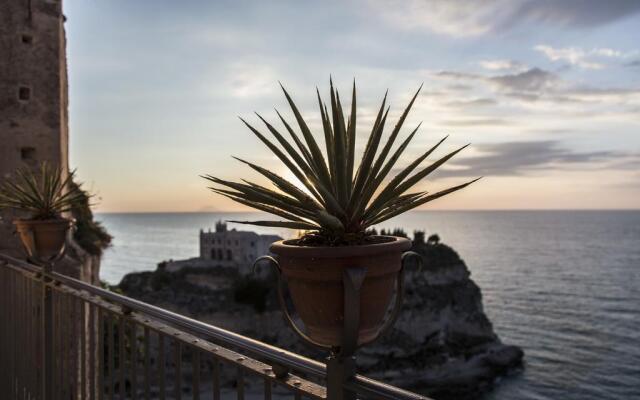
13,274,22,397
0,267,5,397
0,267,4,395
107,311,116,400
159,333,166,400
4,267,9,396
4,267,9,397
57,288,64,400
18,272,24,398
144,327,150,400
212,358,220,400
109,312,116,400
26,275,32,399
14,271,19,399
4,267,10,398
35,276,42,400
71,292,79,400
82,298,87,400
27,275,32,399
119,315,126,400
25,275,30,398
174,340,182,400
193,349,200,400
43,271,54,400
37,275,44,400
98,307,105,400
9,270,14,399
18,272,24,399
263,378,272,400
27,274,32,399
31,276,37,399
63,290,71,400
27,276,34,399
130,321,138,400
17,272,24,398
67,290,74,400
51,286,57,400
90,304,97,400
236,367,244,400
2,267,7,397
0,267,6,397
19,273,24,398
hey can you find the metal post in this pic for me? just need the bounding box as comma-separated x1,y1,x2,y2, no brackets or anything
326,355,356,400
326,267,366,400
42,261,54,400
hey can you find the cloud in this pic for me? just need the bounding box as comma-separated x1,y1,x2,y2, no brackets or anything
223,62,278,99
478,59,527,72
366,0,640,37
626,60,640,68
489,67,558,92
534,45,638,69
435,67,559,93
435,141,622,178
442,118,512,127
445,98,498,107
434,66,640,105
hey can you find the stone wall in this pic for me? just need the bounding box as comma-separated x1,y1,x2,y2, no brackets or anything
0,0,69,251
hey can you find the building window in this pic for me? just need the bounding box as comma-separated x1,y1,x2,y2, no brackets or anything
226,250,232,260
18,86,31,101
217,249,223,260
235,240,239,246
211,249,216,260
250,241,255,247
20,147,36,160
21,34,33,44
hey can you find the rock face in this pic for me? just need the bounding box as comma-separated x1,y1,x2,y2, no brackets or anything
357,239,524,398
118,237,523,399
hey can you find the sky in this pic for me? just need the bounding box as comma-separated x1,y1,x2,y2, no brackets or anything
65,0,640,212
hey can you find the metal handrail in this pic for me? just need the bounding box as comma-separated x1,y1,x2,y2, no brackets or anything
0,252,430,400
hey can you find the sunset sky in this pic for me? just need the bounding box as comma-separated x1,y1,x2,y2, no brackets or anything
65,1,640,212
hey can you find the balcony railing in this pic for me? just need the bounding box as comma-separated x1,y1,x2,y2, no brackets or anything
0,253,430,400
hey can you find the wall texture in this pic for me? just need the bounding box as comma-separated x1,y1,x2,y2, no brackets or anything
0,0,69,251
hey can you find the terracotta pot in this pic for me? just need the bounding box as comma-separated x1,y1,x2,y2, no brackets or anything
13,218,73,262
270,236,411,347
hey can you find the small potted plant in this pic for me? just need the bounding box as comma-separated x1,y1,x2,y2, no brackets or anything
203,80,479,346
0,162,85,261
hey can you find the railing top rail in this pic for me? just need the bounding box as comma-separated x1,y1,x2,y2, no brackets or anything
0,252,431,400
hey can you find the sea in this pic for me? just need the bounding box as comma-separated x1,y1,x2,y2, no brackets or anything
96,210,640,400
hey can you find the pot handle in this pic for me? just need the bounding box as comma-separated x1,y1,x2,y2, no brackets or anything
252,256,332,350
367,250,423,345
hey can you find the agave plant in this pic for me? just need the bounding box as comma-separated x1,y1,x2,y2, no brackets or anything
0,162,87,220
203,81,479,243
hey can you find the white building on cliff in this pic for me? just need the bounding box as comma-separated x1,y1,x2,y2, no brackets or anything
165,221,281,275
199,221,281,272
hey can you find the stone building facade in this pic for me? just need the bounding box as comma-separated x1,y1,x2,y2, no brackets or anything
199,221,281,275
0,0,69,251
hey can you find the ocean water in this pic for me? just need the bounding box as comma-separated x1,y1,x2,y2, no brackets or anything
96,210,640,400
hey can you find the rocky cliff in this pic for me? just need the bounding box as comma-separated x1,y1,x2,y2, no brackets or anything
117,235,523,399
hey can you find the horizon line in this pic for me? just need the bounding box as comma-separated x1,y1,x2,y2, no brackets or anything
94,208,640,214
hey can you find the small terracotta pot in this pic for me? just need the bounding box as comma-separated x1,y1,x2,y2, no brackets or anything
270,236,411,347
13,218,73,262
